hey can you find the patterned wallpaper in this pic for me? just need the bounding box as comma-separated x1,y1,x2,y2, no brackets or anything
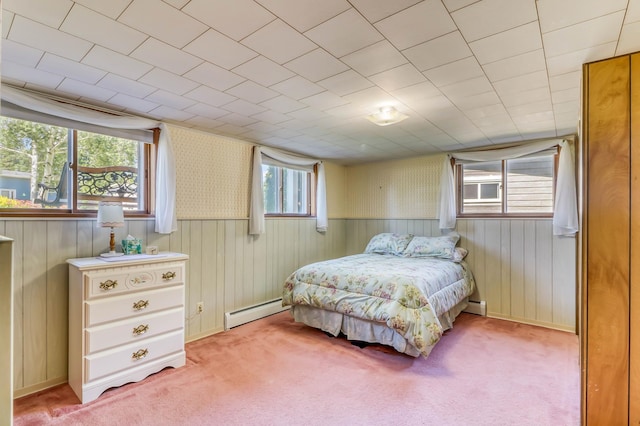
345,154,445,219
170,125,252,219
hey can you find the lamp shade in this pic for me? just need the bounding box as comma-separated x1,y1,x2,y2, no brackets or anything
96,201,125,228
365,106,408,126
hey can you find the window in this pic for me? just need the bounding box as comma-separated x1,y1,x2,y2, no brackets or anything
457,153,556,216
262,164,311,215
0,116,153,215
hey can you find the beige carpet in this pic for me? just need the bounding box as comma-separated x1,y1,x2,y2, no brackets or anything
14,312,580,426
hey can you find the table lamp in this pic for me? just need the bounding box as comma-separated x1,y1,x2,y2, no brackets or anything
97,201,125,257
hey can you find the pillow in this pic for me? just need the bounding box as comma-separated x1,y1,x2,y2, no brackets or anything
402,233,460,260
364,233,414,255
452,247,468,263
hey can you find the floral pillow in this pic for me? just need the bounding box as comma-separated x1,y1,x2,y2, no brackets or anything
364,233,414,255
452,247,468,263
402,233,460,260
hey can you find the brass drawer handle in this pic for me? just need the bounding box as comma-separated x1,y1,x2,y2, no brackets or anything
132,276,149,285
132,348,148,361
99,279,118,291
132,324,149,336
133,300,149,310
162,271,176,280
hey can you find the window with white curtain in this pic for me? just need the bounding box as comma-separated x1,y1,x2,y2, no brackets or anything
262,164,312,215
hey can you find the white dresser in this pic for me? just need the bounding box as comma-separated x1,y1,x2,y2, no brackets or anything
67,252,188,403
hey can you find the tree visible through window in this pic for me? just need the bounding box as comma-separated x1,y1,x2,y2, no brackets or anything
262,164,310,215
0,116,150,213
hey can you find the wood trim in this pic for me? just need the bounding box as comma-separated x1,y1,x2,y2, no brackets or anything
630,52,640,424
584,55,631,424
580,62,589,426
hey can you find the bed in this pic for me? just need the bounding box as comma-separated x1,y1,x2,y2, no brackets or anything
282,232,475,358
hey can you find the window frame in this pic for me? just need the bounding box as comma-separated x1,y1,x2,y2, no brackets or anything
0,117,157,218
455,153,559,218
263,163,315,218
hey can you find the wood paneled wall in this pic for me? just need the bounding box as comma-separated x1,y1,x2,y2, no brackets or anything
345,218,576,331
0,218,346,396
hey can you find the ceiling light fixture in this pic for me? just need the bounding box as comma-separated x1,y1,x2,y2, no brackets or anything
365,106,408,126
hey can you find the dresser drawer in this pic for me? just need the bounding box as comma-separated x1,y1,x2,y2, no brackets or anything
85,262,184,299
85,285,184,327
85,307,184,355
85,330,184,383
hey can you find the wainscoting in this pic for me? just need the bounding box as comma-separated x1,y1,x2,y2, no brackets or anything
0,217,346,397
345,218,577,332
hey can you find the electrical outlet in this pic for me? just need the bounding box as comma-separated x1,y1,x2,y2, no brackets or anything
196,302,204,314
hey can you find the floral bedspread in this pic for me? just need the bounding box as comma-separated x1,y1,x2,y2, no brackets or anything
282,254,475,357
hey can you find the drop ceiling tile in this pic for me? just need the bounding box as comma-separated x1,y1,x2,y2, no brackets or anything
546,42,616,76
423,56,484,87
97,74,157,98
470,22,542,65
304,9,384,57
482,49,546,83
626,0,640,23
375,0,456,50
440,76,493,101
242,20,317,65
149,105,195,122
109,93,159,113
403,31,472,71
260,95,307,113
131,38,203,75
222,99,267,116
184,85,238,107
145,89,197,110
493,70,549,96
454,91,501,111
250,110,293,125
38,53,106,84
183,0,275,41
1,61,64,88
226,81,279,103
163,0,190,9
349,0,421,23
507,100,553,116
61,4,146,55
216,113,256,127
452,0,537,42
82,46,153,80
343,86,397,109
271,76,325,100
232,56,295,87
57,78,115,101
184,102,229,118
183,62,246,91
317,70,374,96
551,87,580,104
442,0,478,12
184,29,258,70
2,11,14,39
392,81,441,106
537,0,628,33
368,64,427,91
287,107,331,122
8,16,92,61
214,123,253,136
553,101,579,114
118,0,208,49
184,116,225,130
502,87,550,107
256,0,350,32
617,21,640,55
470,111,513,127
284,49,349,82
4,0,73,28
543,11,624,58
464,103,508,120
341,40,408,77
300,91,348,110
73,0,131,19
2,39,44,67
138,68,199,96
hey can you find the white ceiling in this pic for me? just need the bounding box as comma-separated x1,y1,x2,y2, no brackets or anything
2,0,639,165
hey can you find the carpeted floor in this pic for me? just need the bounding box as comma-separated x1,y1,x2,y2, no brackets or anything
14,312,580,426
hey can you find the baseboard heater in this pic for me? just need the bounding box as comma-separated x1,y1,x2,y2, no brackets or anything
224,298,290,330
463,300,487,316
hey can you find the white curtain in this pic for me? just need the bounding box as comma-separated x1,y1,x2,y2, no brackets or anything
439,138,578,236
2,85,178,234
249,146,327,235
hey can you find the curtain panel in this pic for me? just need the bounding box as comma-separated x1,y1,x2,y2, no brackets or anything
249,146,327,235
439,138,579,236
1,85,178,234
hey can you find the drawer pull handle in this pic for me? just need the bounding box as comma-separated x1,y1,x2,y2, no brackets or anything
133,300,149,310
133,324,149,336
132,349,148,361
162,271,176,280
132,276,149,285
99,279,118,291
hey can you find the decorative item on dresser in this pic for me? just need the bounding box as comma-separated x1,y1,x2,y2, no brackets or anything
96,201,125,257
67,252,189,404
